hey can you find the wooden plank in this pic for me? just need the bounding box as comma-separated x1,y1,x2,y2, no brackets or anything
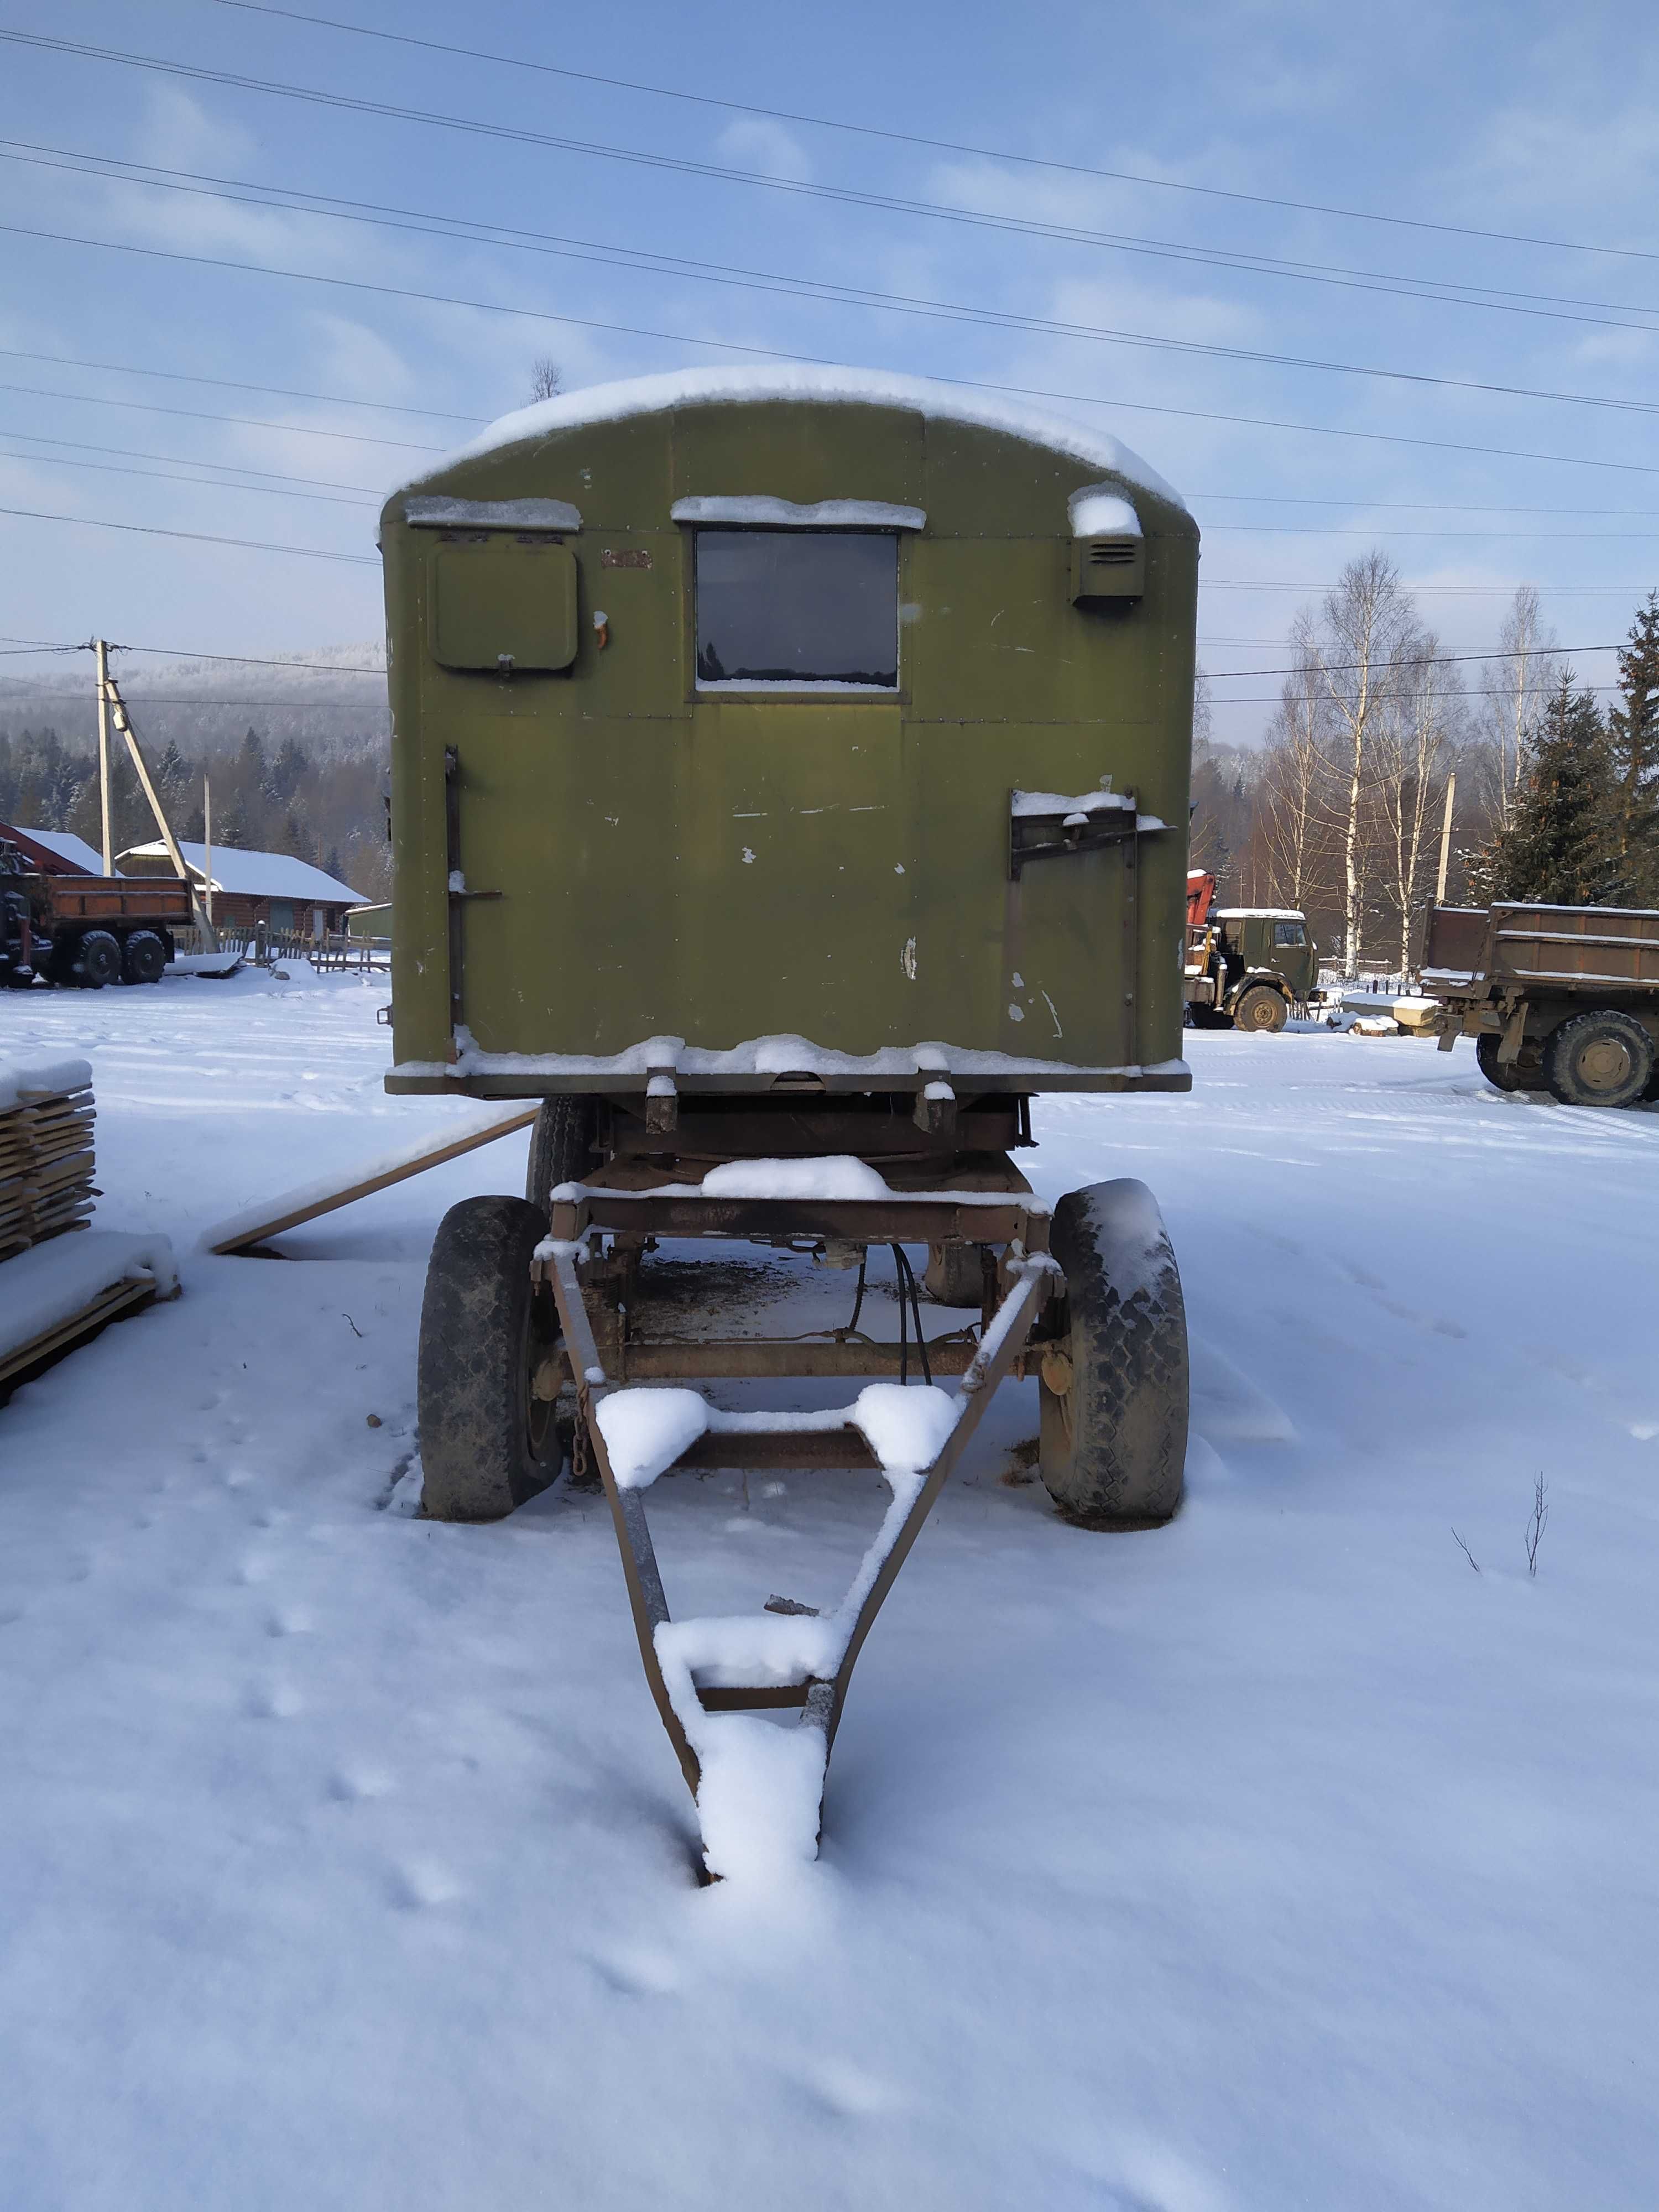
206,1108,540,1254
0,1277,156,1390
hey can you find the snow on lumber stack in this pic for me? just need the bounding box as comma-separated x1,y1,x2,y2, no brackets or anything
0,1056,96,1262
0,1228,176,1385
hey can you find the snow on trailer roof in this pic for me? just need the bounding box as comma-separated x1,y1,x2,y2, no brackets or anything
6,825,107,875
392,365,1187,512
117,842,367,905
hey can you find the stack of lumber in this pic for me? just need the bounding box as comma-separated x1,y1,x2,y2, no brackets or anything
0,1056,175,1395
0,1056,97,1260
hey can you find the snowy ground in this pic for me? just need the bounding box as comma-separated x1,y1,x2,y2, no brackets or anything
2,969,1656,2211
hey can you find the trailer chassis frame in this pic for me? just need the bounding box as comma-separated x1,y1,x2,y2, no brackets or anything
534,1180,1059,1830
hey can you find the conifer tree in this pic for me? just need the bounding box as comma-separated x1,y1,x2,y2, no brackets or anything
1607,591,1659,905
1488,674,1623,905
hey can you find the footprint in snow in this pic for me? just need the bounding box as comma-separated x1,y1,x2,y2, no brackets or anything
588,1945,681,1997
801,2058,902,2119
267,1605,314,1637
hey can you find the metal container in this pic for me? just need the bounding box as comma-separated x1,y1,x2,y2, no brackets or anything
379,369,1198,1103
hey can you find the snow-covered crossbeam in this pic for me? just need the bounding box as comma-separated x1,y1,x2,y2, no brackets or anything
596,1380,961,1493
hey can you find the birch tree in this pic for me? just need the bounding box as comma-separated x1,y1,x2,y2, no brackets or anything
1297,554,1417,972
1480,585,1557,829
1256,644,1328,912
1374,632,1459,971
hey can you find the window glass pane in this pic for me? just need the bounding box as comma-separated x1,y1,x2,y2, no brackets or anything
695,531,898,686
1274,920,1306,946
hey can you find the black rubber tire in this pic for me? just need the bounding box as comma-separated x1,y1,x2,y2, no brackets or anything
1475,1033,1543,1094
72,928,122,989
1233,984,1287,1034
1543,1008,1655,1110
121,929,168,986
418,1195,564,1521
525,1094,597,1211
1038,1178,1189,1527
924,1243,987,1306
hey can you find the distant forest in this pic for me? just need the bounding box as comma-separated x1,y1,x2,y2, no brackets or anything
0,682,392,901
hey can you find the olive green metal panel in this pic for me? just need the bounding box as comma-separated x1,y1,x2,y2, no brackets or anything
669,400,924,510
430,540,578,671
380,395,1198,1088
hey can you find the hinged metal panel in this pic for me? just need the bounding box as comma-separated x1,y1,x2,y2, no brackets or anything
430,540,579,672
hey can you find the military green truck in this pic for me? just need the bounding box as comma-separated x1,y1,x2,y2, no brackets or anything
379,368,1199,1832
1183,872,1318,1031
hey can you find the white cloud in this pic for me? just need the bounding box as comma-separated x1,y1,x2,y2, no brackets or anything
715,118,813,184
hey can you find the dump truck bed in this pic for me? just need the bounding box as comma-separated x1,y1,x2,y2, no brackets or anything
39,876,192,927
1422,904,1659,1001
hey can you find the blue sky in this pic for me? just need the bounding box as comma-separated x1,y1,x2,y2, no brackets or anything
2,0,1656,739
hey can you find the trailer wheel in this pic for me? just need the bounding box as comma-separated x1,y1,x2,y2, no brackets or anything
525,1095,597,1212
1475,1034,1543,1093
121,929,168,985
418,1196,564,1521
1543,1008,1655,1110
1233,984,1287,1033
72,929,122,989
1039,1179,1188,1527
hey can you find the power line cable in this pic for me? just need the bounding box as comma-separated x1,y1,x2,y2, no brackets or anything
0,426,383,493
0,446,380,507
0,635,383,672
8,221,1659,478
0,504,375,563
7,368,1653,513
0,376,444,451
11,136,1659,344
8,428,1658,538
3,32,1657,418
0,343,478,422
210,0,1659,267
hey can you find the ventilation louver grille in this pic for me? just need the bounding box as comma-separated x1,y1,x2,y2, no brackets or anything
1088,539,1139,566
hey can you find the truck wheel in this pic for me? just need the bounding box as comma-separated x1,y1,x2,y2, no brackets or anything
925,1243,987,1306
121,929,168,985
1038,1179,1189,1527
418,1196,564,1521
1475,1034,1543,1093
1233,984,1287,1033
1543,1008,1655,1110
525,1095,597,1211
72,929,122,989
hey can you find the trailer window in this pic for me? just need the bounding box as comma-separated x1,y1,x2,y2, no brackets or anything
1274,920,1307,947
694,530,898,688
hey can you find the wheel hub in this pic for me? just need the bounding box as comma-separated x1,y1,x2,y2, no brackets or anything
1578,1037,1633,1092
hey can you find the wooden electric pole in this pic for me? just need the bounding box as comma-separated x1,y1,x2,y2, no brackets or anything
94,638,113,874
1434,771,1458,904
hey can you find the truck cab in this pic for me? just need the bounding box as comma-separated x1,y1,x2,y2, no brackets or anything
1184,877,1317,1032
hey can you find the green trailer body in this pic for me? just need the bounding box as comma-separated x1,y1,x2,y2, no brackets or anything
378,369,1198,1102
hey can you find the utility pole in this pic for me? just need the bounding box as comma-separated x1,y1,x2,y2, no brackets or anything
99,667,218,951
94,638,113,874
1434,771,1458,904
204,774,214,935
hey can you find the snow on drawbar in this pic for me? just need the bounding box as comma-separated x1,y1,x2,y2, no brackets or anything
593,1379,963,1884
